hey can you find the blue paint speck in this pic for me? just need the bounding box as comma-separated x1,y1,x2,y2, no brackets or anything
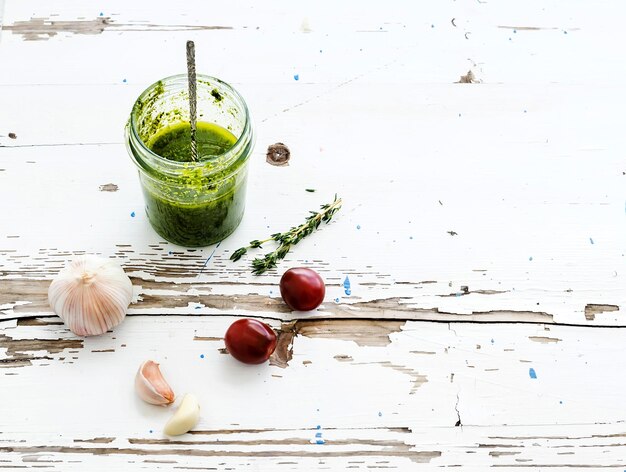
513,29,517,34
149,429,153,433
293,74,299,81
378,411,383,417
99,12,104,16
315,432,322,438
319,49,323,53
509,37,512,41
316,439,325,445
122,78,127,83
409,236,413,240
455,292,462,297
200,354,205,359
356,224,361,230
559,400,563,404
130,211,136,218
343,276,351,296
316,425,321,429
528,256,533,261
490,338,495,344
335,297,340,303
195,306,201,309
168,251,172,255
563,30,568,34
523,109,527,113
269,290,273,295
529,368,537,379
589,237,594,245
458,113,462,117
431,24,434,28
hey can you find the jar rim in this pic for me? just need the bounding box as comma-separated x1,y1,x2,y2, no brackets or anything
128,73,251,173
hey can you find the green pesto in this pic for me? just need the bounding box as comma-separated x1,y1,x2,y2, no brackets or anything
148,121,235,162
134,80,166,143
211,88,223,102
142,121,246,247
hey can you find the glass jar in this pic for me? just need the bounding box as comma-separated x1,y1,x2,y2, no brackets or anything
126,74,254,247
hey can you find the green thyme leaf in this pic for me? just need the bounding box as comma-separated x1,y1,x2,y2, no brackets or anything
230,195,342,274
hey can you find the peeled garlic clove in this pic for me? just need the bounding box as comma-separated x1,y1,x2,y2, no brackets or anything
48,255,133,336
135,360,175,406
164,394,200,436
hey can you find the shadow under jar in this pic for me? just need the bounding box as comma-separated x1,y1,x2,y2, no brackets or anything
126,74,254,247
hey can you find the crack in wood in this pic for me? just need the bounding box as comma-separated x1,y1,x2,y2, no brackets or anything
4,17,113,40
438,289,509,298
454,393,462,427
138,292,290,313
528,336,562,343
489,450,521,456
4,17,233,41
73,438,115,444
4,279,623,331
187,427,412,435
479,443,524,448
491,464,625,468
128,438,411,447
333,298,556,324
0,334,83,368
0,355,51,367
269,319,403,368
0,445,442,463
584,304,619,321
17,318,64,327
294,319,404,347
334,354,354,362
0,279,49,314
193,336,223,342
98,183,119,192
269,326,295,369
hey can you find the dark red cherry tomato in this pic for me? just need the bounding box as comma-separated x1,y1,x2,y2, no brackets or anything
279,268,325,311
224,319,277,364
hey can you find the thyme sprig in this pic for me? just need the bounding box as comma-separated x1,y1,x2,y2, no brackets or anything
230,195,342,275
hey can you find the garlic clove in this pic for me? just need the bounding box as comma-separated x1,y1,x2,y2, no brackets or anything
135,360,175,406
163,394,200,436
48,255,133,336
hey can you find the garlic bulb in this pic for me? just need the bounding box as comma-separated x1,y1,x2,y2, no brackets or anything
48,255,133,336
135,360,175,406
164,394,200,436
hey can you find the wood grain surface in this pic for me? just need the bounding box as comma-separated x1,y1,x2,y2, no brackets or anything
1,0,625,470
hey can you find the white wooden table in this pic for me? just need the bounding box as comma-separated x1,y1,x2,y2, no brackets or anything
1,1,625,470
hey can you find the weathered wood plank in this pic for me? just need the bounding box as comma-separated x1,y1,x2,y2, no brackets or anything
2,317,625,428
1,317,626,469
